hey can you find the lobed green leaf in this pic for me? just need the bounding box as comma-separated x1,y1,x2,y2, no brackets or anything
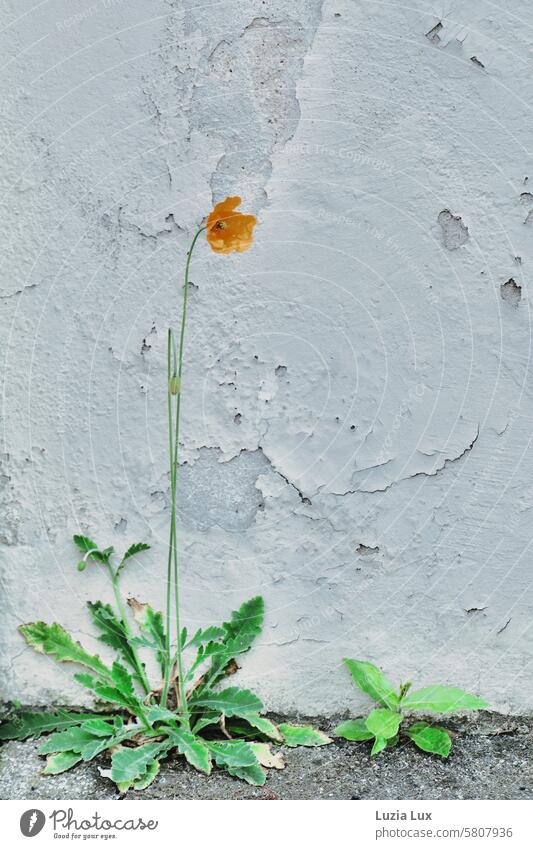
87,602,140,680
92,682,143,713
39,727,100,755
186,626,226,648
0,710,110,742
189,687,263,717
110,661,135,697
117,542,151,574
222,596,264,652
131,760,160,791
207,740,259,769
225,762,266,785
19,622,112,680
73,535,113,564
146,706,178,726
167,728,211,774
80,718,118,737
111,742,168,786
128,598,166,676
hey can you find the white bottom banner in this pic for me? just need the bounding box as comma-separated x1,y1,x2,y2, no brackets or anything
2,799,531,848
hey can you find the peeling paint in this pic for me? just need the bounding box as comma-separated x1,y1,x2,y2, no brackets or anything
438,210,469,250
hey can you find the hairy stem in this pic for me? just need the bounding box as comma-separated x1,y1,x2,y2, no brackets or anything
106,564,151,695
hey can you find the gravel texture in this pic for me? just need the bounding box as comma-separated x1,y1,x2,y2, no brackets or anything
1,713,531,801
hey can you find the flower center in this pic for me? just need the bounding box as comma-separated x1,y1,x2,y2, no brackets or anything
214,220,227,230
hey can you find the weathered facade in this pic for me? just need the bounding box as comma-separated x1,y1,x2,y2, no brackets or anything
1,1,532,714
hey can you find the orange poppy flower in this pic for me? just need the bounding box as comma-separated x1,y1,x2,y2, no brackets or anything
206,196,256,254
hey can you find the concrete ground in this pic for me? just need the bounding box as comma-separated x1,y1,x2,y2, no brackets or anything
1,713,531,800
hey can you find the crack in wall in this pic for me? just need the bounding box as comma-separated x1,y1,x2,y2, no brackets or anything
338,427,481,496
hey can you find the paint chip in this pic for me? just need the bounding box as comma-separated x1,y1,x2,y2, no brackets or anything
425,22,442,44
500,278,521,307
438,209,469,249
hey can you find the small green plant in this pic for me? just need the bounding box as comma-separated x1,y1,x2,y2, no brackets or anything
0,535,330,790
334,659,488,758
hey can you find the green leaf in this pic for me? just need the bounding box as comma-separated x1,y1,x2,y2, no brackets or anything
87,602,140,679
39,727,99,755
189,687,263,717
239,713,284,742
278,724,332,747
128,598,166,676
191,711,220,735
167,728,211,774
185,640,234,682
0,710,110,742
74,673,97,690
226,762,267,785
110,661,135,697
222,596,264,653
132,759,160,790
73,535,99,555
207,740,258,768
80,719,118,737
43,751,82,774
401,686,488,714
92,682,142,713
121,542,151,562
365,709,401,740
370,736,388,756
146,706,178,726
187,626,226,648
73,662,142,713
207,736,268,785
117,542,151,574
186,598,264,691
111,742,168,785
80,736,119,762
334,719,374,741
406,723,452,757
19,622,112,680
343,659,399,710
78,720,129,762
73,535,112,564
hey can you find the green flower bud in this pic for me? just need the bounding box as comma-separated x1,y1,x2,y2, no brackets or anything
77,560,86,572
169,374,181,395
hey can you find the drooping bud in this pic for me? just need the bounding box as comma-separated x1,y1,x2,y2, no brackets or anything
77,560,87,572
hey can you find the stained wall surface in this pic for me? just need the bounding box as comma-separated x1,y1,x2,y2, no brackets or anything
1,0,532,714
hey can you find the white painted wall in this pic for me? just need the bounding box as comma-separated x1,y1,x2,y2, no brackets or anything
1,0,533,715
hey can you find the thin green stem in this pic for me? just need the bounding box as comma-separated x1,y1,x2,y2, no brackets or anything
161,332,175,707
161,227,205,721
106,563,151,695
